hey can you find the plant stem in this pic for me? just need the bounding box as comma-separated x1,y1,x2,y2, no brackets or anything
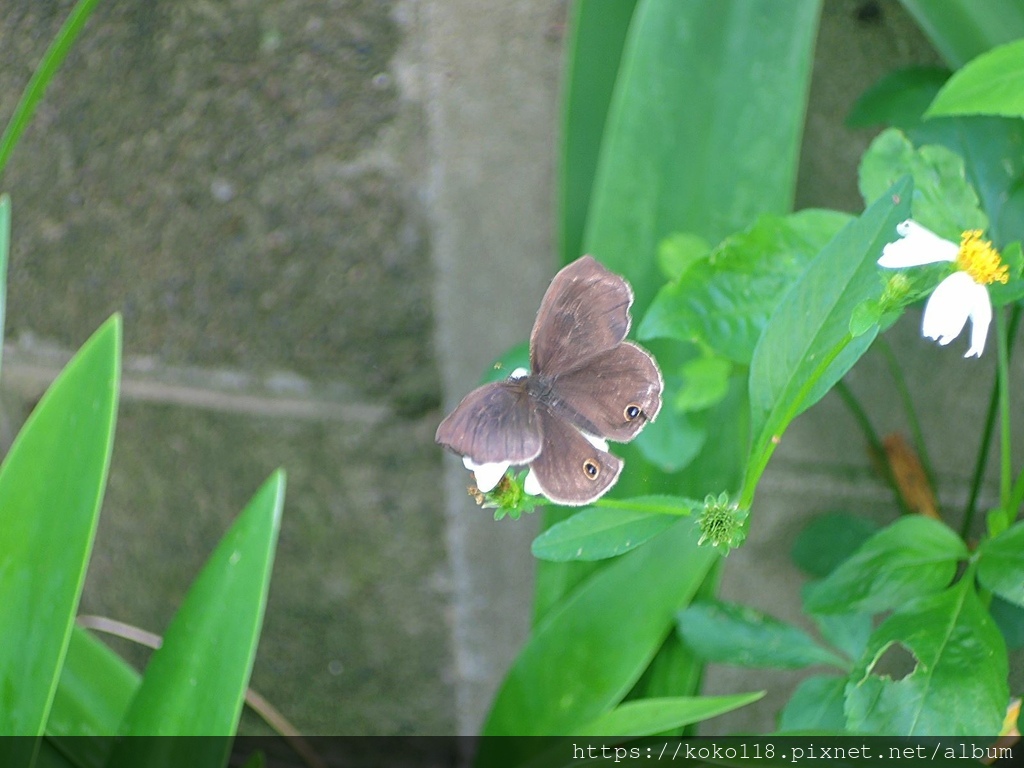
876,337,936,489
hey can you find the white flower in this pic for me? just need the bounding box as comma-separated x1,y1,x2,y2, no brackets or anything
879,220,1008,358
463,455,509,493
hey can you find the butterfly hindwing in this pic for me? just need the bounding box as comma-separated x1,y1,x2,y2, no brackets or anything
528,408,622,506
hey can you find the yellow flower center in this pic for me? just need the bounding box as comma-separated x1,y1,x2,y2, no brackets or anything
956,230,1008,285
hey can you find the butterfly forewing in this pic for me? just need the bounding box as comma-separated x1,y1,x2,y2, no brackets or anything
530,256,634,376
528,408,623,506
544,342,663,442
434,380,543,465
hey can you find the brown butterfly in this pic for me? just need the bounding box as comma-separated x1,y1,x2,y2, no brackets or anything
435,256,663,505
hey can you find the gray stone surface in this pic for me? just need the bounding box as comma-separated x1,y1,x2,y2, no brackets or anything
0,0,1018,741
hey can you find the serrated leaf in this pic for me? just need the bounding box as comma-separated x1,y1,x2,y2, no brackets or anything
532,497,697,562
845,580,1008,735
927,38,1024,118
790,511,880,578
639,211,851,364
0,316,120,742
858,128,986,238
977,521,1024,607
748,179,912,469
110,471,284,764
808,607,872,665
805,516,968,615
778,675,847,733
574,692,764,737
846,66,951,130
677,600,846,670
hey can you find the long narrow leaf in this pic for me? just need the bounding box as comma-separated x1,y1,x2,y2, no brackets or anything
109,471,285,765
0,195,8,377
898,0,1024,69
0,315,120,744
0,0,104,177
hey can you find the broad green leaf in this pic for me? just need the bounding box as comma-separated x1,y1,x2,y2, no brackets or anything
858,128,986,238
845,580,1007,735
574,692,764,737
559,0,639,264
809,608,872,665
677,600,846,670
991,595,1024,650
483,520,716,745
44,627,139,768
675,356,732,413
909,117,1024,246
111,471,284,755
898,0,1024,69
633,402,706,473
927,38,1024,118
640,211,851,364
977,521,1024,607
747,178,912,477
846,66,950,130
48,627,139,737
531,497,697,562
804,516,968,615
656,232,710,281
0,0,104,178
778,675,847,733
790,511,880,578
0,316,121,739
583,0,821,315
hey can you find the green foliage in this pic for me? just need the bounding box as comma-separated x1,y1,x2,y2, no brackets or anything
485,1,1024,741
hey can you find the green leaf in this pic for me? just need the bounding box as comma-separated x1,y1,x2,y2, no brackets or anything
484,520,716,743
0,316,121,739
747,178,912,476
977,520,1024,607
640,211,851,364
804,516,969,615
633,403,706,474
677,600,846,670
111,471,284,751
846,66,951,130
990,595,1024,650
479,341,530,385
559,0,639,264
583,0,822,315
674,356,732,413
574,692,764,737
44,627,139,767
778,675,847,733
0,0,104,178
531,497,697,562
858,128,986,238
909,117,1024,246
899,0,1024,69
989,242,1024,306
656,232,710,281
845,579,1008,735
927,38,1024,118
790,511,880,578
809,608,873,666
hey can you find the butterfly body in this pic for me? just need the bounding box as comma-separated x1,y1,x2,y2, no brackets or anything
436,256,663,505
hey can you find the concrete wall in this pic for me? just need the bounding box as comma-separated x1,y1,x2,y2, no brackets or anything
0,0,1016,738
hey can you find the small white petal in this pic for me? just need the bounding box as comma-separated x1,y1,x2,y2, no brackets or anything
582,433,609,452
921,271,993,357
878,219,959,269
509,367,529,380
964,280,993,358
523,469,543,497
463,456,510,492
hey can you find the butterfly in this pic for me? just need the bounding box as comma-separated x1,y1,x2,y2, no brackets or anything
435,256,663,505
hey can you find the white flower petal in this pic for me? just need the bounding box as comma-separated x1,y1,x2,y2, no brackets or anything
523,469,543,497
878,219,959,269
921,271,992,357
509,367,529,380
463,456,510,492
964,280,993,358
582,433,609,452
